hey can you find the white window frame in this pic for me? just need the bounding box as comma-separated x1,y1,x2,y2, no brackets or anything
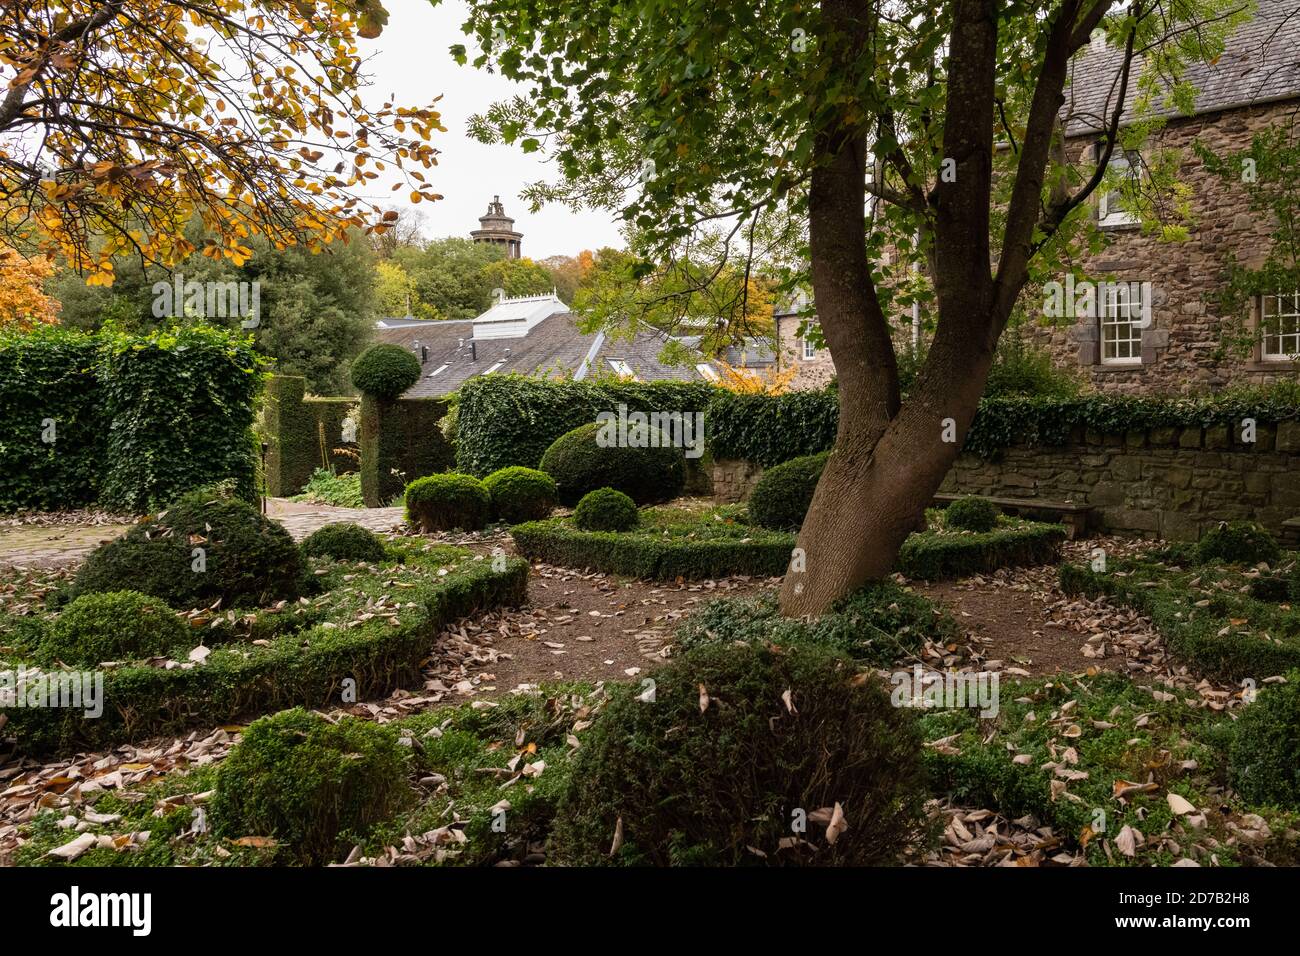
696,363,720,382
608,359,639,381
1260,291,1300,362
483,360,505,375
427,363,449,378
1100,282,1144,365
802,339,817,360
1097,150,1139,228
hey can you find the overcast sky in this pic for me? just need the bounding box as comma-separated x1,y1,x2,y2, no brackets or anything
360,0,627,260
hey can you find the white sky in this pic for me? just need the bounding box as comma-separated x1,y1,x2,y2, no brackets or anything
359,0,627,260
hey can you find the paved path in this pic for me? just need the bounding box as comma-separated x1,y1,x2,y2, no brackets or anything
0,500,407,568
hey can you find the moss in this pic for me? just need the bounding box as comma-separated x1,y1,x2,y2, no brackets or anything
1197,522,1282,566
404,473,491,532
68,490,303,610
300,522,388,563
549,643,930,866
38,590,188,666
209,708,413,865
1228,674,1300,810
482,466,557,524
943,496,1000,533
573,487,638,532
747,451,828,531
539,422,684,506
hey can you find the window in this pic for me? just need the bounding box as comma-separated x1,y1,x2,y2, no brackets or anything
427,363,449,378
1097,149,1139,228
608,359,638,381
695,363,720,382
1100,282,1144,364
1261,292,1300,361
802,339,817,360
483,360,505,375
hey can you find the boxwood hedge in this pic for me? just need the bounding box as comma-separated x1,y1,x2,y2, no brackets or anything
897,520,1067,580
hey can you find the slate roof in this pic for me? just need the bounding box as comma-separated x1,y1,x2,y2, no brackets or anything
375,313,717,398
1063,3,1300,138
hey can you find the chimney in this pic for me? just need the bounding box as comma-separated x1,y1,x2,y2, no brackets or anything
421,345,429,364
470,341,477,361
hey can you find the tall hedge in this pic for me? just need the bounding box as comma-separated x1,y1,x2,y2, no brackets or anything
708,390,839,467
454,374,717,476
0,324,266,513
0,326,104,511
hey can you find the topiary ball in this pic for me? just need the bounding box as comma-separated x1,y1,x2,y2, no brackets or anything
747,451,828,531
40,590,187,666
300,522,388,563
404,473,491,532
350,343,421,399
549,642,930,866
69,491,303,609
573,487,639,532
482,466,557,524
944,496,1000,533
540,422,684,506
208,708,412,864
1228,673,1300,810
1197,522,1281,566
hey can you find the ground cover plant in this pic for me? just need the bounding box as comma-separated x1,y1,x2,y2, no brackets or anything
291,469,365,509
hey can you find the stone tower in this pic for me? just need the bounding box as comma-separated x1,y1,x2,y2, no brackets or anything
470,195,523,259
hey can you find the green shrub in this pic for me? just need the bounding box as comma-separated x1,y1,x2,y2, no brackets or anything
69,491,303,609
39,591,187,666
675,582,957,667
404,473,491,532
350,343,421,399
983,331,1081,399
1228,675,1300,810
300,522,388,563
1197,522,1282,565
1249,574,1292,603
539,422,684,506
482,466,556,524
1292,563,1300,603
573,487,638,532
747,452,828,531
898,522,1065,580
293,468,364,508
454,374,716,476
548,643,930,866
209,708,412,864
944,496,1000,532
707,389,840,466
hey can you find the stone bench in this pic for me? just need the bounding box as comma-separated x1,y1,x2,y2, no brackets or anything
1282,517,1300,549
933,493,1094,540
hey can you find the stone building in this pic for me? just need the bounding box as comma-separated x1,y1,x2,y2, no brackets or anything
470,195,524,259
776,5,1300,395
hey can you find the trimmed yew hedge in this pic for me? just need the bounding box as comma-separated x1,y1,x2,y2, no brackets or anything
511,518,794,580
897,521,1067,580
1,553,528,756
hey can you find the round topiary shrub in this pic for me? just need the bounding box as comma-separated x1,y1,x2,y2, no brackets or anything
40,590,187,665
1197,521,1281,565
482,466,557,524
209,708,412,864
944,496,1000,533
573,487,639,532
404,473,491,532
539,422,684,506
549,642,930,866
747,451,828,531
1228,673,1300,810
69,491,303,609
350,343,421,399
300,522,388,563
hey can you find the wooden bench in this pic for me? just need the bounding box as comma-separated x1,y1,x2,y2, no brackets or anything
933,493,1094,540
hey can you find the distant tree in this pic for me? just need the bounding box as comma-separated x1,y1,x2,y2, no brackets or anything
375,259,442,319
541,250,595,303
479,256,558,299
0,247,61,328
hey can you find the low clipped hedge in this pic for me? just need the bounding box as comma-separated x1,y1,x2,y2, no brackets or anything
897,520,1067,580
482,466,556,524
350,343,421,399
511,518,794,580
1227,674,1300,810
1060,559,1300,681
748,452,828,531
404,473,491,532
68,491,304,609
540,422,685,506
548,642,930,866
573,487,638,532
300,522,389,563
2,552,528,756
39,591,188,666
210,708,413,864
1196,522,1282,566
944,496,1000,533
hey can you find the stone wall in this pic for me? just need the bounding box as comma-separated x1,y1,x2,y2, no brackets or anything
713,420,1300,539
